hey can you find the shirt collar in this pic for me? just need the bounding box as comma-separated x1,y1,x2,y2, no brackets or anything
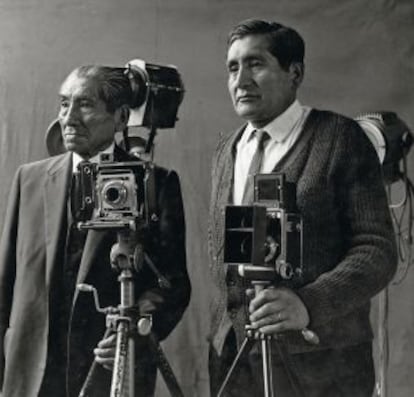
244,99,304,143
72,142,115,173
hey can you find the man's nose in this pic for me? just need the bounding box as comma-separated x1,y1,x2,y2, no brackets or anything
61,102,80,126
234,66,253,88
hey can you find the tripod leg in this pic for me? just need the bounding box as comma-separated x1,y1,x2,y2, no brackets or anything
217,338,255,397
79,329,112,397
261,336,274,397
111,321,131,397
111,267,135,397
127,331,135,397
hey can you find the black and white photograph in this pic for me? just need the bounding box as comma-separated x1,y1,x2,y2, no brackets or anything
0,1,413,396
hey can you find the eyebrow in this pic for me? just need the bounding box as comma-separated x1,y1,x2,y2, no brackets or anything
227,54,265,67
58,94,96,101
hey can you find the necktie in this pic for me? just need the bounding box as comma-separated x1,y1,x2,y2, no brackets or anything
242,130,270,204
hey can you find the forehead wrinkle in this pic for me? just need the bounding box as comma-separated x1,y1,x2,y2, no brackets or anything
59,75,99,100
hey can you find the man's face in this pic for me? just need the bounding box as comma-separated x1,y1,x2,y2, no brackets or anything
227,35,298,128
58,73,120,158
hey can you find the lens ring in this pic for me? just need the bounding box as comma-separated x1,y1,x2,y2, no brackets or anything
103,181,127,206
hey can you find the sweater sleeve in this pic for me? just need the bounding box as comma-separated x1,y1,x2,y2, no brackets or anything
296,118,398,328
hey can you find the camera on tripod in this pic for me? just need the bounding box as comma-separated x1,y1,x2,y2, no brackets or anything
224,173,303,283
73,60,186,397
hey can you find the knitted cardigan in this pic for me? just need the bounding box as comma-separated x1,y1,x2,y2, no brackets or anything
208,109,397,355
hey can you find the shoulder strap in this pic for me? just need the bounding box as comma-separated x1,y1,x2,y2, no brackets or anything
144,163,158,224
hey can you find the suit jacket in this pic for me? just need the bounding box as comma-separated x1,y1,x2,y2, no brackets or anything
0,148,190,397
208,109,397,356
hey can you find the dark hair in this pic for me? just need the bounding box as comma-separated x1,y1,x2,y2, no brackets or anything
227,19,305,71
68,65,132,113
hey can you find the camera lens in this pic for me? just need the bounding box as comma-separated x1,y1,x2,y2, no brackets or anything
103,181,127,206
106,187,121,202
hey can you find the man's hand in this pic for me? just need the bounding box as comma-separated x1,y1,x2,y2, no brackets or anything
247,286,310,335
94,333,117,371
93,295,160,371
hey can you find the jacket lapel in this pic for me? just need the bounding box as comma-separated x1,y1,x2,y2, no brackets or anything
44,153,72,288
75,229,106,287
218,125,246,207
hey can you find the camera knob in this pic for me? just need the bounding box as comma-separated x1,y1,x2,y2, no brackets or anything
137,315,153,336
277,261,293,279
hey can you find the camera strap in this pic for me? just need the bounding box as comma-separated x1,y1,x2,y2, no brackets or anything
144,164,158,224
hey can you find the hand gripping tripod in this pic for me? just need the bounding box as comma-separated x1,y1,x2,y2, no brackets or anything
217,266,319,397
76,230,184,397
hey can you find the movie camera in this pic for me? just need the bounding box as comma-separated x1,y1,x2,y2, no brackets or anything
224,173,303,284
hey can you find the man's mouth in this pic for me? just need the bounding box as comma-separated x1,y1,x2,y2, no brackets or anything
64,128,85,137
237,94,260,103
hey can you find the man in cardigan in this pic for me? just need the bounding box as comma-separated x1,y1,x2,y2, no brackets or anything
208,19,397,396
0,66,190,397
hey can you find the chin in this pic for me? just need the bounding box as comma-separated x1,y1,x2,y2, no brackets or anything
235,102,261,116
65,143,84,155
237,111,264,123
236,107,255,118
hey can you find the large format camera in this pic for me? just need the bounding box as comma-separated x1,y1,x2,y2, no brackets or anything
76,154,145,231
224,173,303,284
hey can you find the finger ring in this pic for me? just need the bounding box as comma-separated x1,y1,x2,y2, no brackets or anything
277,312,282,322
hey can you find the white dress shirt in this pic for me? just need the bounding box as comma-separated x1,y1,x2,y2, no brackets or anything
72,142,115,173
233,100,311,205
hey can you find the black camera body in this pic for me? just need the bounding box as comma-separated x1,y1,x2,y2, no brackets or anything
224,173,303,283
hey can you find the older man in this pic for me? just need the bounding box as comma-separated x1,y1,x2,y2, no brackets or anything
208,19,397,396
0,65,190,397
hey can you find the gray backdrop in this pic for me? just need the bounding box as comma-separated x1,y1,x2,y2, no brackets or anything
0,0,413,396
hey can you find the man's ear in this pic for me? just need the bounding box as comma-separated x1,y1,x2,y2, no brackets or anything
115,104,130,132
289,62,304,89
